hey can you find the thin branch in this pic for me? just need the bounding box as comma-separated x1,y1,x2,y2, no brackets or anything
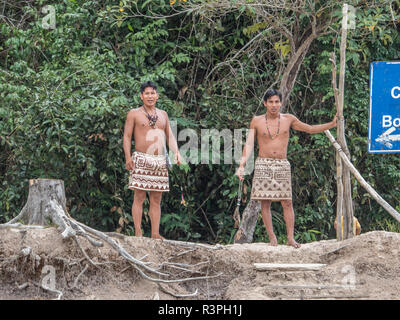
158,284,199,298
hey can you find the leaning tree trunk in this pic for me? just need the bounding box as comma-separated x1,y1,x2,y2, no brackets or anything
7,178,68,226
234,199,261,243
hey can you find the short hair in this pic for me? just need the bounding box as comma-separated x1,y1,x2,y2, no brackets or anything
263,89,282,102
140,81,158,93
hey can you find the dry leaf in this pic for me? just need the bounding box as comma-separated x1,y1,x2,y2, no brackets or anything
178,86,188,99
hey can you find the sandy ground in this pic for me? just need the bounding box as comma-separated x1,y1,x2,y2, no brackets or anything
0,227,399,300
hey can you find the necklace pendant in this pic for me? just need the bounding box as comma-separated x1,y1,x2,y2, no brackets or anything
149,120,157,128
143,107,158,129
265,113,280,140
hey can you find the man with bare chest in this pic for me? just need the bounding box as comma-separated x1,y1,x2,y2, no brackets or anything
123,81,181,239
236,89,337,248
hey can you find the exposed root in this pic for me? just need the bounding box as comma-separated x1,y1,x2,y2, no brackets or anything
16,282,29,290
1,196,223,299
14,280,64,300
72,264,89,289
158,283,199,298
157,261,210,275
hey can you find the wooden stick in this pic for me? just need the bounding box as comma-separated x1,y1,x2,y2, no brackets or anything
332,3,354,240
158,284,199,298
330,52,339,108
330,53,344,241
325,130,400,223
320,244,350,258
338,4,348,118
254,263,326,271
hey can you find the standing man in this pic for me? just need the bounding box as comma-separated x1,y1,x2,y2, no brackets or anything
123,81,181,239
236,89,337,248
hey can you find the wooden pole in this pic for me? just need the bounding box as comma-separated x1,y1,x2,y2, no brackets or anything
325,130,400,223
330,53,344,240
335,3,354,240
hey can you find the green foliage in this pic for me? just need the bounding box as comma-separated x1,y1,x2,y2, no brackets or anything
1,0,399,244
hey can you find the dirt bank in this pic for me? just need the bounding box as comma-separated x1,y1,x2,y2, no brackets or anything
1,227,399,300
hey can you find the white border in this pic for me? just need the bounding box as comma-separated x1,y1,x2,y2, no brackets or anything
368,61,400,153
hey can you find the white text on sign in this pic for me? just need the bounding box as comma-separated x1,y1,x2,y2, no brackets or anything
383,115,400,128
391,86,400,99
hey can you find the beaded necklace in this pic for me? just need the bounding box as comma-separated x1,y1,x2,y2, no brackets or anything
265,113,280,139
142,106,158,128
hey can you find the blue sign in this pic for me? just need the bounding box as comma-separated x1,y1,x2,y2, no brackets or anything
369,61,400,153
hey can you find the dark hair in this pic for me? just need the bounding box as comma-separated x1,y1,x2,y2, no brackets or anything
263,89,282,102
140,81,158,93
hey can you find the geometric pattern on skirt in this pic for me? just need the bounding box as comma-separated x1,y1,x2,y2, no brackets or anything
250,157,292,201
128,151,169,192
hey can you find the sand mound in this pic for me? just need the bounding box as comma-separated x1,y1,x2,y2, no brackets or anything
0,227,399,300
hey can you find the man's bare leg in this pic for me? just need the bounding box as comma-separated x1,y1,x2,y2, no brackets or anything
149,191,164,239
281,200,300,248
260,200,278,246
132,189,147,237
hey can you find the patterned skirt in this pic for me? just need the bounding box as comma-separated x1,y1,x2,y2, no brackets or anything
250,157,292,201
128,151,169,192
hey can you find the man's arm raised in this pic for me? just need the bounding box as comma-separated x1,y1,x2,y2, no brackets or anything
290,114,337,134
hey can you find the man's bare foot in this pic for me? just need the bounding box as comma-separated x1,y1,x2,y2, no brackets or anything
135,231,143,237
269,236,278,246
151,234,165,240
286,240,301,249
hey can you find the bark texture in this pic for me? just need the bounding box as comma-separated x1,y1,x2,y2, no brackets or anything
8,179,67,226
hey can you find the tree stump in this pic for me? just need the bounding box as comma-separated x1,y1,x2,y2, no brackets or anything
8,179,67,226
233,200,261,243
